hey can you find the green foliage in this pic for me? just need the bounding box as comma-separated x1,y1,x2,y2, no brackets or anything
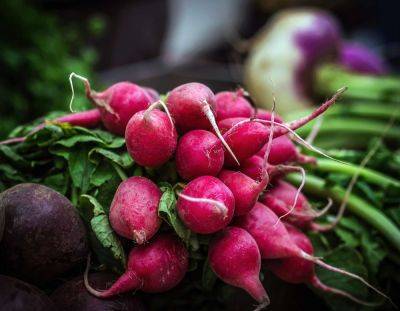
0,0,102,138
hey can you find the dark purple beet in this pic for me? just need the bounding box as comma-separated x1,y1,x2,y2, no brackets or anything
0,183,88,285
51,272,146,311
0,275,55,311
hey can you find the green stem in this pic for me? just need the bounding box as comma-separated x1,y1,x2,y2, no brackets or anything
314,159,400,188
286,174,400,253
295,117,400,139
315,63,400,103
111,162,128,181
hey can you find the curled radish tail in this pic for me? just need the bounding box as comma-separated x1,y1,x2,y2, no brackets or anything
178,192,229,219
84,254,142,298
301,251,393,304
310,276,381,307
203,102,240,166
143,100,174,128
69,72,93,112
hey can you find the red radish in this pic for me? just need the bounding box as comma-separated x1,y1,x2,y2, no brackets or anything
0,109,102,145
176,176,235,234
125,101,177,168
143,87,160,102
218,170,268,216
256,135,316,165
255,109,283,123
260,180,330,230
209,227,269,307
214,89,254,121
109,176,162,244
236,202,390,300
175,130,224,180
217,117,247,134
70,73,152,135
265,224,381,306
85,234,188,297
222,88,345,166
166,82,239,165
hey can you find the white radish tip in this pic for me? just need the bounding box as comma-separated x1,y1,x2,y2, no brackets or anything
69,72,91,113
253,297,270,311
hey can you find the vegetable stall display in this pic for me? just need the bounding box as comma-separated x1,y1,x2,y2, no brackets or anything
0,77,399,311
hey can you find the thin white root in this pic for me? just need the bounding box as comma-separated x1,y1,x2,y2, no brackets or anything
202,102,240,166
178,193,228,219
143,100,175,129
276,165,306,223
306,116,323,144
253,297,270,311
84,253,105,297
312,198,333,218
69,72,91,112
262,95,276,178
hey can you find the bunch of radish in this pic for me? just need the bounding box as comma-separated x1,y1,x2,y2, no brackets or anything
3,76,392,309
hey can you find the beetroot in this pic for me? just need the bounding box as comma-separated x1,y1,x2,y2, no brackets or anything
85,234,189,297
176,176,235,234
214,89,254,121
236,202,390,300
125,103,177,168
209,227,269,307
175,130,224,180
109,177,162,244
218,170,268,216
265,224,380,305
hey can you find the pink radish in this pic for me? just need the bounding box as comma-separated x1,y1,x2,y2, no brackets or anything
143,87,160,102
85,234,188,297
236,202,390,301
217,117,247,134
215,89,254,121
255,109,283,123
256,135,316,165
265,224,381,306
0,109,102,145
176,176,235,234
260,180,330,230
125,102,177,168
109,176,162,244
222,88,345,166
218,170,268,216
209,227,269,308
175,130,224,180
69,73,152,135
166,82,239,165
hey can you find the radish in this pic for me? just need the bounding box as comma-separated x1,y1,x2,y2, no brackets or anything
166,82,239,165
215,89,254,121
260,180,331,230
84,234,189,297
255,109,283,123
209,227,269,308
0,109,102,145
236,202,390,301
125,101,177,168
217,117,247,134
109,176,162,244
69,73,152,135
175,130,224,180
265,224,382,306
176,176,234,234
339,42,388,76
143,87,160,102
218,170,268,216
256,135,316,165
222,87,344,166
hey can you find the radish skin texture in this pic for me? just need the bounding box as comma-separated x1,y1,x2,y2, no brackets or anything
215,89,254,121
217,117,248,134
166,82,216,133
339,42,388,75
143,87,160,102
245,8,341,113
125,109,178,168
177,176,235,234
260,180,315,228
51,109,102,128
89,82,152,135
109,177,162,244
85,234,188,297
219,170,268,216
175,130,224,180
209,227,269,305
255,109,283,123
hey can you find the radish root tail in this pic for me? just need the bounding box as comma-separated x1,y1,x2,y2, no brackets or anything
178,192,228,219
